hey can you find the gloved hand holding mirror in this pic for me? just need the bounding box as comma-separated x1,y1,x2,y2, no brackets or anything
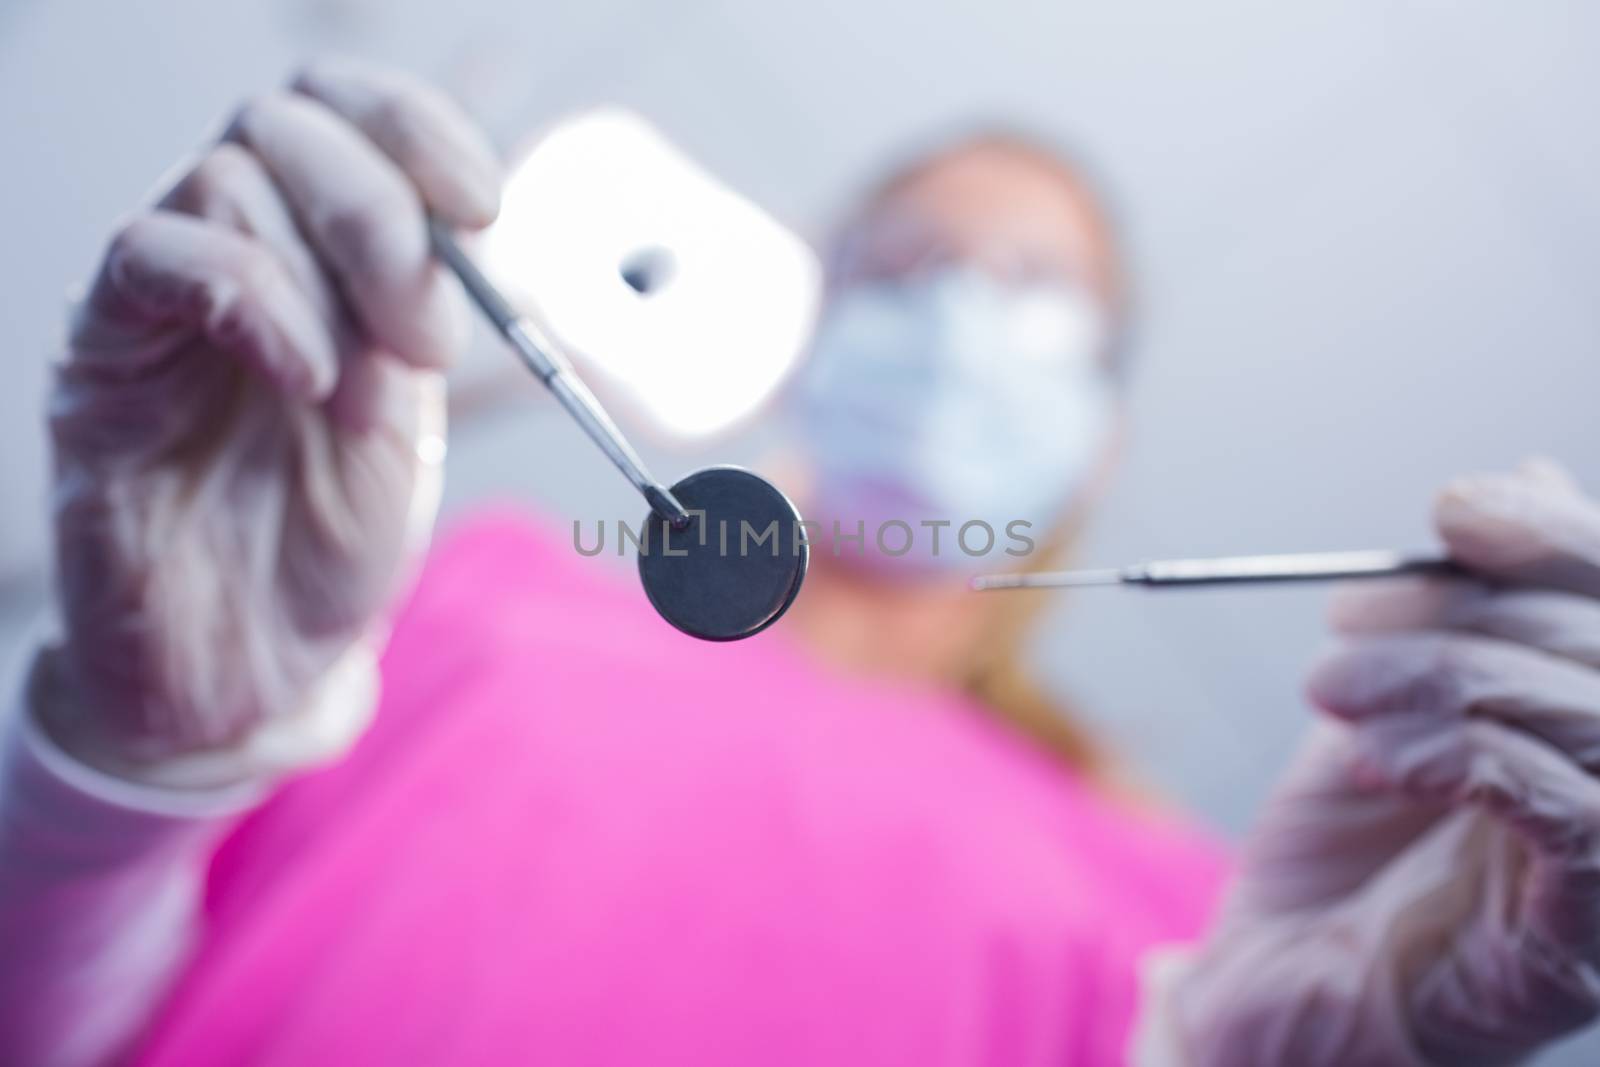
37,60,808,797
39,60,502,786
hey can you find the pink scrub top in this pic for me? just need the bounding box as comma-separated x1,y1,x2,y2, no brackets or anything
128,508,1229,1066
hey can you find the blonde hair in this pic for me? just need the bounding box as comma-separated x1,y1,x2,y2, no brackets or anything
956,512,1114,780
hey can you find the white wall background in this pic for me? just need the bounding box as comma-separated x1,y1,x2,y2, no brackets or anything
1,1,1597,1060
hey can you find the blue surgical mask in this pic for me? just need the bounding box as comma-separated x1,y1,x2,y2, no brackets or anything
791,268,1114,572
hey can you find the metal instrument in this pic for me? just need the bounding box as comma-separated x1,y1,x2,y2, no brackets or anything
432,219,807,639
971,549,1461,591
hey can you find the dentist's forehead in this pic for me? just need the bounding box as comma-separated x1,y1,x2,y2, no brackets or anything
845,136,1122,307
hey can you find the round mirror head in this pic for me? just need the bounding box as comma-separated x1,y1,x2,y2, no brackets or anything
637,467,808,641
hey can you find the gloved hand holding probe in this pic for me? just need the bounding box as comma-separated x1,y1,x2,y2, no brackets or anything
1147,460,1600,1065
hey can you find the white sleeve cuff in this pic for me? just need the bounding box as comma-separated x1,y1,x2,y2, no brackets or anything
22,635,382,794
13,687,266,824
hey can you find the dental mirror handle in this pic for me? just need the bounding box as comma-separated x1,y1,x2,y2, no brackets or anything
429,217,691,528
972,550,1466,591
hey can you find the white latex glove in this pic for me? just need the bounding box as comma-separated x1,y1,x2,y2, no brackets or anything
1163,460,1600,1066
37,60,502,788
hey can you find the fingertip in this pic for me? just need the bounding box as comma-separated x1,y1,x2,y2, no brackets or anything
1434,463,1581,540
430,124,502,229
1521,455,1580,491
1433,473,1492,531
1303,635,1443,723
301,351,339,402
1334,571,1473,633
288,53,349,96
257,302,337,401
1327,585,1373,633
424,161,501,232
246,254,339,394
386,264,470,372
1433,472,1545,571
1327,583,1393,633
289,56,503,230
453,169,503,231
1303,643,1358,718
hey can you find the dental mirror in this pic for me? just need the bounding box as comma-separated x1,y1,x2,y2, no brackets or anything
637,467,808,641
431,220,807,640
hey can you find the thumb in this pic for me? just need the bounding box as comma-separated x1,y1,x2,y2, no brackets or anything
1435,460,1600,597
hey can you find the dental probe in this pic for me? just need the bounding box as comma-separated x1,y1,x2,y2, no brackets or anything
429,217,691,529
971,550,1464,591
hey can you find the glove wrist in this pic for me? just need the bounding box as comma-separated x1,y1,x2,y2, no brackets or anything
29,636,382,791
